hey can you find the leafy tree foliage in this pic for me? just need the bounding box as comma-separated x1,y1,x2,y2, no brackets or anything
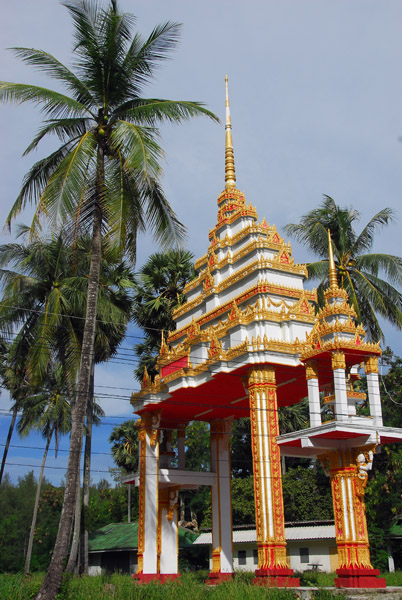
0,473,63,573
284,196,402,341
282,466,333,522
364,349,402,569
0,474,134,573
231,477,255,525
231,418,253,478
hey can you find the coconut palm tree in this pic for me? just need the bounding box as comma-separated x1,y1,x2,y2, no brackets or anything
0,233,134,389
0,233,132,575
1,2,217,594
284,195,402,341
0,340,28,487
16,364,72,575
132,249,195,381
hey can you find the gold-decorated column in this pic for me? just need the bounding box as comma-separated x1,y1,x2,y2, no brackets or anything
207,418,234,583
134,412,160,583
319,447,386,588
248,367,299,586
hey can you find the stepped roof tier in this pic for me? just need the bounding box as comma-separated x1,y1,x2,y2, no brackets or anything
277,231,402,456
293,230,382,391
131,77,317,427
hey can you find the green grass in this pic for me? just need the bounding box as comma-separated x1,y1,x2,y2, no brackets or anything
384,570,402,586
0,571,401,600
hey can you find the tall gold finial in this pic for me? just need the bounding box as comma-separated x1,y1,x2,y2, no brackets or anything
328,229,339,290
225,75,236,190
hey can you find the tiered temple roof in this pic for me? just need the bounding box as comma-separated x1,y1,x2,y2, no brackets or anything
131,77,318,425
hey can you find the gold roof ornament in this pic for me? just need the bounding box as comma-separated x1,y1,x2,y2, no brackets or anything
328,229,339,290
225,75,237,190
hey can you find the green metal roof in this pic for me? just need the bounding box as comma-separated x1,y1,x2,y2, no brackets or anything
88,522,198,552
389,519,402,538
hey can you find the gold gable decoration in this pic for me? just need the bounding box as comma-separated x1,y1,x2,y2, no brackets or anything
203,265,215,293
208,335,223,359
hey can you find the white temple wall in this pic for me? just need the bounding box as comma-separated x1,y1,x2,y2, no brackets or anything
190,343,209,365
288,322,314,341
258,270,305,289
160,506,178,574
366,372,383,427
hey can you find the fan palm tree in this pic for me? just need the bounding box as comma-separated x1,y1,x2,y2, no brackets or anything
1,1,216,592
109,419,139,526
284,196,402,341
132,249,195,380
109,419,139,473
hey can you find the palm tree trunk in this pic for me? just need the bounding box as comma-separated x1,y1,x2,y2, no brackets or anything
80,362,94,574
24,427,54,575
0,405,17,486
65,475,81,574
36,147,104,600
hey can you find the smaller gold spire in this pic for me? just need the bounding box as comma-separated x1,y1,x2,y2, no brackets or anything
328,229,339,290
225,75,236,190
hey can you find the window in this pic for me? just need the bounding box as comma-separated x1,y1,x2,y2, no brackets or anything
253,549,258,565
238,550,247,565
300,547,309,564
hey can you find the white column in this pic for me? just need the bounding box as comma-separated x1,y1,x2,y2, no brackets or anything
143,428,159,573
210,419,233,575
365,357,383,427
177,424,186,470
387,541,395,573
305,361,321,428
159,487,180,575
332,353,348,423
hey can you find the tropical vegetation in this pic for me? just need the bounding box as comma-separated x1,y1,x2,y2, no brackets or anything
284,195,402,341
0,0,217,596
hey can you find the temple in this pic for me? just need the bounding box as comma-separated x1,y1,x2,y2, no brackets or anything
126,77,402,587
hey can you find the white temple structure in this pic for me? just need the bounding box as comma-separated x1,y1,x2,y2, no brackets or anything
125,78,402,587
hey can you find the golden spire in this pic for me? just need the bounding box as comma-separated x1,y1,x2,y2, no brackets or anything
225,75,237,190
328,229,339,290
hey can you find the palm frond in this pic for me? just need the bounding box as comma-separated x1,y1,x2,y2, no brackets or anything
353,208,395,255
110,120,162,177
142,177,187,250
23,118,93,155
356,253,402,285
113,98,219,125
29,131,97,235
4,142,76,230
0,82,91,119
121,22,181,95
306,260,330,281
9,47,95,109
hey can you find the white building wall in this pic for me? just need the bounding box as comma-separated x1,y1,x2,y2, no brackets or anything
208,540,335,573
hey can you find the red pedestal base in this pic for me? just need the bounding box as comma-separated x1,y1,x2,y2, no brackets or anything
205,571,234,585
335,568,386,588
253,567,300,587
132,573,180,584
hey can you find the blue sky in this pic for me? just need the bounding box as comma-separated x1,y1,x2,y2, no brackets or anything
1,0,402,485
